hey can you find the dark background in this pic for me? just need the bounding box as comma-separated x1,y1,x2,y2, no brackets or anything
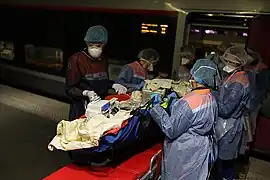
0,5,178,76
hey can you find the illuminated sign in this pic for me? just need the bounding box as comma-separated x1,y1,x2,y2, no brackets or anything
141,23,168,35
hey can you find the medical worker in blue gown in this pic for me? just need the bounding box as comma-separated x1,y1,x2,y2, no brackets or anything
213,47,250,180
150,59,219,180
206,41,233,80
245,48,268,135
112,48,159,94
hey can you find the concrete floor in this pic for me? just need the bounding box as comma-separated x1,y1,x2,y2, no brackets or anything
246,158,270,180
0,84,270,180
0,103,70,179
0,84,70,179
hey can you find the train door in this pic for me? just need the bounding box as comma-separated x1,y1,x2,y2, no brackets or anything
247,15,270,67
185,12,252,60
247,15,270,155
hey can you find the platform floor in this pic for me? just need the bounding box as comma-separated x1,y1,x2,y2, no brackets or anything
0,84,70,179
0,84,269,180
246,158,270,180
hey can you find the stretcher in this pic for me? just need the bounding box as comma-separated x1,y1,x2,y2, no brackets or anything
45,94,163,180
44,143,162,180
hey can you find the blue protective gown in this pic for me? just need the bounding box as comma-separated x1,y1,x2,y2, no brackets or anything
115,61,148,92
150,88,218,180
213,71,250,160
246,62,268,111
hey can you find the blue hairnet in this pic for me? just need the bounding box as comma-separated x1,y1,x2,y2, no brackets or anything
138,48,159,62
190,59,219,88
84,25,108,44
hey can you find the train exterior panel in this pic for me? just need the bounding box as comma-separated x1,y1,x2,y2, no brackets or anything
1,0,270,98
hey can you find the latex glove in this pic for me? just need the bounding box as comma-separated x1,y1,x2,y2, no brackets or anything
136,81,145,90
151,93,161,106
112,84,127,94
82,90,100,102
167,92,178,100
118,87,127,94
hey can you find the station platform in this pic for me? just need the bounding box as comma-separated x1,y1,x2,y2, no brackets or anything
0,84,70,179
0,84,270,180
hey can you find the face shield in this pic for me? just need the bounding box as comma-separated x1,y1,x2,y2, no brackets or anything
138,48,159,71
221,46,249,73
140,58,159,72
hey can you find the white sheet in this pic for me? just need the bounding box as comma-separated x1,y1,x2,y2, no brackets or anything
48,110,132,151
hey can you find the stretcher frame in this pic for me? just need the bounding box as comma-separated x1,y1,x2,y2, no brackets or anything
44,147,162,180
139,149,162,180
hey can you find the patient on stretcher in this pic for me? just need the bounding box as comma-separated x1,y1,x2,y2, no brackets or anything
48,108,131,151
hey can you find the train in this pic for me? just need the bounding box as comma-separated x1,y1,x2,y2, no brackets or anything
0,0,270,99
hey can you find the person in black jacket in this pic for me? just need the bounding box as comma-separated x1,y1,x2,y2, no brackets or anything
65,25,110,120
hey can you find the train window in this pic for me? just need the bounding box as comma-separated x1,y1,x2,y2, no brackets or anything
0,5,177,76
189,26,248,58
187,12,252,59
0,41,15,61
24,44,63,71
108,63,123,80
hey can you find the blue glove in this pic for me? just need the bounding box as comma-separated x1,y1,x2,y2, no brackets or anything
151,93,161,105
136,81,145,90
167,92,178,100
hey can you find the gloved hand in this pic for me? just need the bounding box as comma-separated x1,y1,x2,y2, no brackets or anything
82,90,100,102
151,93,161,106
112,83,127,94
136,81,145,90
167,92,178,100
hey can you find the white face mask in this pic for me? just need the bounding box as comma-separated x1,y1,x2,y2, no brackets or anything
88,47,102,58
181,58,190,65
223,65,237,73
148,64,154,71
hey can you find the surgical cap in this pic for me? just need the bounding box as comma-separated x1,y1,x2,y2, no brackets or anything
217,41,233,53
221,46,249,67
138,48,160,62
190,59,219,88
84,25,108,44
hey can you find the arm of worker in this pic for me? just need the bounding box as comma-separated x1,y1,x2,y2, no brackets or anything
150,99,193,140
214,82,244,118
65,54,90,100
114,65,140,91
